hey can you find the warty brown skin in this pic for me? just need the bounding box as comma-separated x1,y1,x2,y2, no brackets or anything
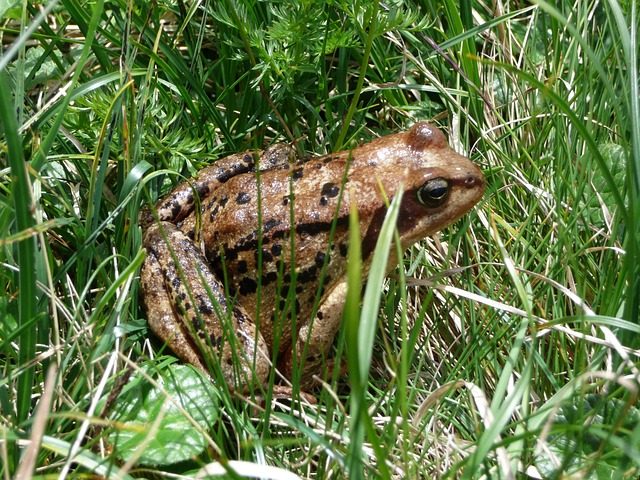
140,122,485,389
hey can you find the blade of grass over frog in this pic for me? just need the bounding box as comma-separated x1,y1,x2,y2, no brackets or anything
344,200,364,477
345,192,401,479
0,72,38,427
359,190,402,381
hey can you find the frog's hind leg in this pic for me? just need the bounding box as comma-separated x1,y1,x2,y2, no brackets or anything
140,249,211,374
141,222,270,388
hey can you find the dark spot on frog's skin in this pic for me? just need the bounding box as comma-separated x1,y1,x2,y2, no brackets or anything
297,265,318,284
184,302,191,311
224,244,239,261
243,154,253,164
236,192,251,204
316,311,323,320
321,182,340,198
198,300,213,315
339,243,348,257
316,163,323,169
170,202,182,220
361,207,387,259
264,218,280,233
278,285,289,300
323,156,334,163
282,197,289,206
271,243,282,256
368,160,378,167
171,277,181,289
239,277,258,295
323,274,332,285
209,332,219,348
257,249,273,263
292,168,304,180
219,196,229,208
319,196,329,206
217,168,238,183
237,260,248,274
279,299,286,311
192,316,202,331
232,307,247,324
315,251,327,268
262,271,278,285
223,232,260,261
296,285,303,293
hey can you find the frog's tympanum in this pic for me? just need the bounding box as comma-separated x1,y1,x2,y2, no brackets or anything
140,122,484,390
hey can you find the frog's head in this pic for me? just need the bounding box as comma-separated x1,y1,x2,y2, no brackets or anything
393,122,485,249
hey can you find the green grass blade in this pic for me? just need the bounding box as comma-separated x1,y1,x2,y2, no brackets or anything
0,72,38,427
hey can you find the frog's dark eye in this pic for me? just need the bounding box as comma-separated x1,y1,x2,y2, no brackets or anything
417,178,449,208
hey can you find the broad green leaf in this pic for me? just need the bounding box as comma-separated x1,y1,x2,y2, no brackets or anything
108,364,219,466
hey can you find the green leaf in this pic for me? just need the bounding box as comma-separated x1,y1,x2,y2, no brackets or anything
587,142,628,226
108,364,219,466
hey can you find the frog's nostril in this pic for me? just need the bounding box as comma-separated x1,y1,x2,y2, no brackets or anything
465,175,481,187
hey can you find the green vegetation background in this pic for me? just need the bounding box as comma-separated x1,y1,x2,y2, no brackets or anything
1,0,639,478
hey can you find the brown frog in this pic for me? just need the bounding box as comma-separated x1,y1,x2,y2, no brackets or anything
140,122,484,390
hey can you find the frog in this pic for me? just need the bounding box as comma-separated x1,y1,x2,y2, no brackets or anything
140,122,485,390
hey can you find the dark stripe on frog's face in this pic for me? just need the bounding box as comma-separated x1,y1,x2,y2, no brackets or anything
294,215,350,237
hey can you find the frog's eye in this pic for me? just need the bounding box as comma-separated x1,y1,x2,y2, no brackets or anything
417,178,449,208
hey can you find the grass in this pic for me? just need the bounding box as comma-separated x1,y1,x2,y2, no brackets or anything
1,0,639,478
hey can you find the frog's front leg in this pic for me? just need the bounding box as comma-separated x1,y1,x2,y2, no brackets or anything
141,222,270,388
284,280,349,387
